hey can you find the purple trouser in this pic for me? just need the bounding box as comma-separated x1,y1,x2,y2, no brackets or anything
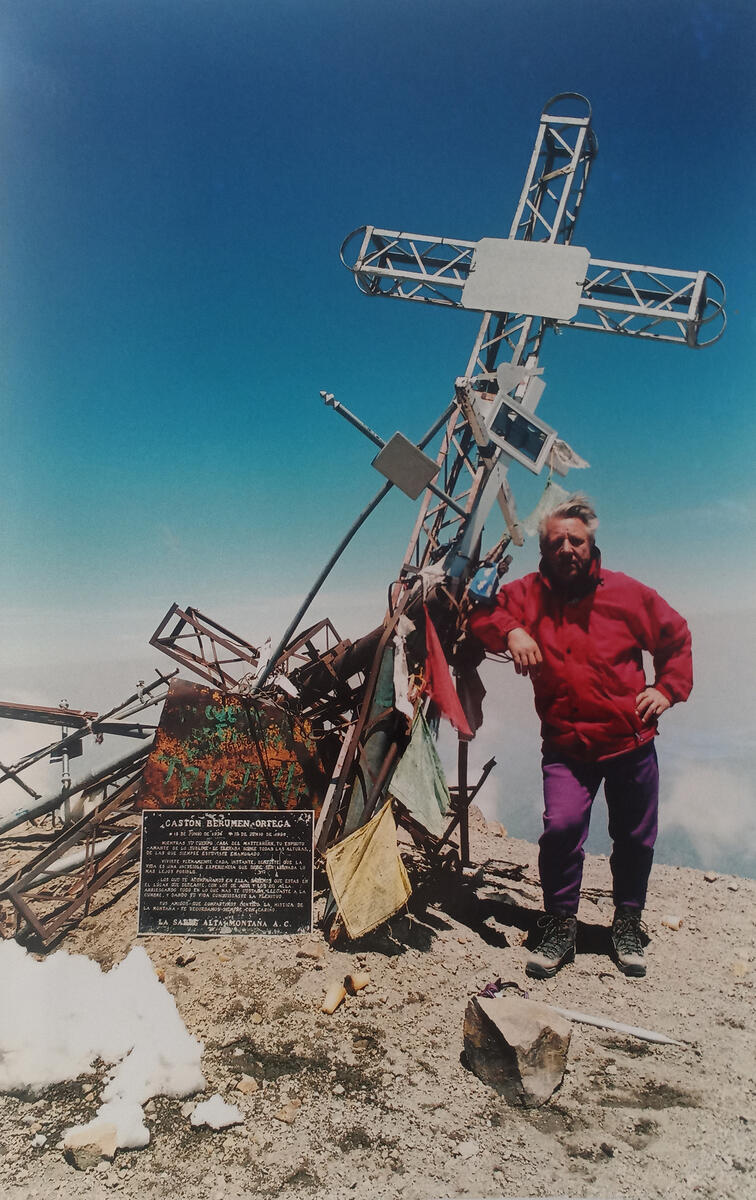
539,742,659,915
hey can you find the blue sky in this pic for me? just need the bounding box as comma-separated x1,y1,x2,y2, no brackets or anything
1,1,754,873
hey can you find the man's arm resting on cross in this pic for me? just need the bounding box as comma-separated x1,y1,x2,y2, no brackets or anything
467,582,540,675
506,627,543,677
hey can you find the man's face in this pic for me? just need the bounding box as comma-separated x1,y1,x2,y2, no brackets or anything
541,517,593,584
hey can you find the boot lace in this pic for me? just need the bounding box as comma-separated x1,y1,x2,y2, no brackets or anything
613,910,645,956
535,914,575,956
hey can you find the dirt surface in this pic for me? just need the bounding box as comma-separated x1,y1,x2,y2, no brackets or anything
1,807,754,1200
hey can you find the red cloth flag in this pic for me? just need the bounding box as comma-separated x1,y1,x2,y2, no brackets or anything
422,605,473,739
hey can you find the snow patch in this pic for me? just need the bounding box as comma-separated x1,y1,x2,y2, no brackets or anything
190,1094,243,1130
0,941,205,1149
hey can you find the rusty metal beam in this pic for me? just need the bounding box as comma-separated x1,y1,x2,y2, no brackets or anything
150,604,261,691
0,701,97,727
1,776,142,944
0,740,153,835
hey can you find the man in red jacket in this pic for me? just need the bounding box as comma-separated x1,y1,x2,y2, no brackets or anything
468,495,692,979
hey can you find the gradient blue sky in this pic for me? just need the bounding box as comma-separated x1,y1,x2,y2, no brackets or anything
2,1,754,872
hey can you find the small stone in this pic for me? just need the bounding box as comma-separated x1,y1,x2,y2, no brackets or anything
321,981,347,1014
703,871,718,882
273,1100,302,1125
236,1075,259,1095
344,971,370,994
332,1084,345,1096
232,1047,244,1057
605,1065,617,1076
296,942,326,961
63,1123,118,1170
175,947,197,967
31,1134,47,1147
454,1139,479,1160
250,1012,263,1025
727,882,740,892
180,1101,196,1117
661,915,683,931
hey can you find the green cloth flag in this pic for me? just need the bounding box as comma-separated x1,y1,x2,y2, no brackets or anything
389,712,452,838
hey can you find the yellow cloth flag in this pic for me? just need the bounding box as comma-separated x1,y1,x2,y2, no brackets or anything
325,801,411,939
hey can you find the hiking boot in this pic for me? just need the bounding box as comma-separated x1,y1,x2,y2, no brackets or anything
526,913,577,979
612,906,646,977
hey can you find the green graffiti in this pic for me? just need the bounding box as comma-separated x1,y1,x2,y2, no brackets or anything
273,760,299,801
203,703,239,745
204,768,229,798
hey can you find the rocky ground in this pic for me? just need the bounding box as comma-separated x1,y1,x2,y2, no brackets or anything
1,808,754,1200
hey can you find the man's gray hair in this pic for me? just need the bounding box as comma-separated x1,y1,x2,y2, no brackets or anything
538,493,599,546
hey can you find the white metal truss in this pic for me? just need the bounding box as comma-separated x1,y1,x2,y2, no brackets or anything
342,94,725,577
340,231,726,350
389,94,599,574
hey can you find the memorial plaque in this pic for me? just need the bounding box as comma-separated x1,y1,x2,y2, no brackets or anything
138,808,313,936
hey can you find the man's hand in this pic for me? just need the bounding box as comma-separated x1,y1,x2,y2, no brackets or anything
636,687,671,723
507,627,542,676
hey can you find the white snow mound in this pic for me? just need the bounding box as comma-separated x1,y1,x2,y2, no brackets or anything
190,1094,243,1130
0,941,205,1149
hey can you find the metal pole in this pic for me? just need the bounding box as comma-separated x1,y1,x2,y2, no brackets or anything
251,401,457,694
458,738,470,868
322,392,469,519
59,704,72,824
0,739,154,836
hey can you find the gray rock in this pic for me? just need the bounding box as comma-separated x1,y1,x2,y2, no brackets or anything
463,995,571,1107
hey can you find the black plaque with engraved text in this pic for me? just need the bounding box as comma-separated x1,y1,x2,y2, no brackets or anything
138,809,313,936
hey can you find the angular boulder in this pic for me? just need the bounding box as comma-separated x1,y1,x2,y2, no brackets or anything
463,994,571,1106
63,1121,118,1170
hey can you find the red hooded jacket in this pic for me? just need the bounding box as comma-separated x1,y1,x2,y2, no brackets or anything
468,553,692,761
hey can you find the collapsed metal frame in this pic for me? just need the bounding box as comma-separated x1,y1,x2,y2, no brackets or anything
0,671,175,817
150,604,262,691
1,760,146,944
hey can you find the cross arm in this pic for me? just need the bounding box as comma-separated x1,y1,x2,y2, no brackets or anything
341,226,726,348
